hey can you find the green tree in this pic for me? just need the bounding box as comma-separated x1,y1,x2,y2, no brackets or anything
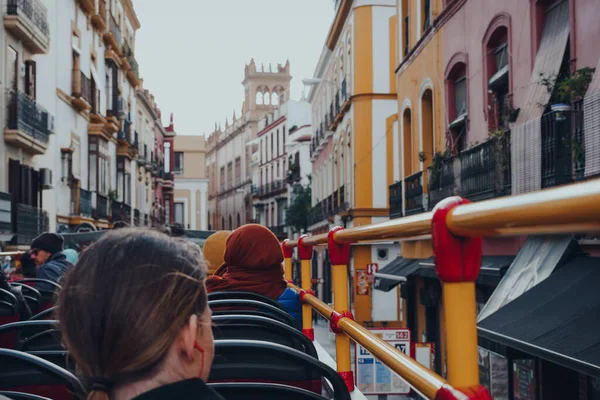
286,182,312,234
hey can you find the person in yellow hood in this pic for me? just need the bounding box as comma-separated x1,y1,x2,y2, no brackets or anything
203,230,232,275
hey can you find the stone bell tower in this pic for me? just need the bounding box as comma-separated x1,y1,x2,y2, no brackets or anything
242,58,292,121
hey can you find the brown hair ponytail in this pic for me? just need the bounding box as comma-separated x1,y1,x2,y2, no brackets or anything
57,229,208,396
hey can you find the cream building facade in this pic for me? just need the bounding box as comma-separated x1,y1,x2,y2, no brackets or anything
307,0,400,323
206,59,291,231
173,135,208,230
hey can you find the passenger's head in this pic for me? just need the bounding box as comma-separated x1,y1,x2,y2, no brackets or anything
203,231,232,275
57,228,213,399
30,232,64,266
63,249,79,265
19,250,37,278
224,224,283,270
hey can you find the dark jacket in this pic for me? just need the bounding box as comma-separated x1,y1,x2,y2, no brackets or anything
277,287,302,329
132,378,225,400
36,252,72,292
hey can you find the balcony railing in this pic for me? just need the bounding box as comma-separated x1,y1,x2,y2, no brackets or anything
388,181,403,219
461,133,512,202
427,156,455,210
541,105,584,188
404,171,424,216
0,192,11,233
5,89,50,143
268,225,287,238
162,171,174,182
95,193,109,220
6,0,50,37
73,71,93,105
71,188,92,217
13,202,47,245
256,180,286,197
134,209,141,226
339,184,346,211
111,200,123,222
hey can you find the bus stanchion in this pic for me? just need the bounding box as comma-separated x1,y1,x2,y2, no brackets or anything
298,235,314,341
432,197,491,399
282,239,293,281
327,226,354,392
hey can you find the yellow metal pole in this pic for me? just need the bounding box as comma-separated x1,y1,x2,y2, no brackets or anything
298,235,314,340
327,227,354,391
431,197,485,392
281,239,293,281
443,281,479,387
332,262,352,375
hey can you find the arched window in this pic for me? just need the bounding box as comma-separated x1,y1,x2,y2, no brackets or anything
237,213,241,228
420,88,434,170
445,55,468,153
271,91,279,105
264,91,271,105
228,215,233,230
482,15,511,131
256,91,264,105
402,108,414,177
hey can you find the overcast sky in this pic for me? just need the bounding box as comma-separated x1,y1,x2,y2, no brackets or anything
131,0,335,136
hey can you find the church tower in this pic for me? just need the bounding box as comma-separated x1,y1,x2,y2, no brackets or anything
242,58,292,121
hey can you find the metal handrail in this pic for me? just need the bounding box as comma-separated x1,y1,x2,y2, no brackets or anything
287,283,445,399
285,179,600,248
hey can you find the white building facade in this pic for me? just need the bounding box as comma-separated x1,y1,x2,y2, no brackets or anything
252,99,312,240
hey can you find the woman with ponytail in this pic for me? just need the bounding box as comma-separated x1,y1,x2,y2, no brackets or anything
56,228,224,400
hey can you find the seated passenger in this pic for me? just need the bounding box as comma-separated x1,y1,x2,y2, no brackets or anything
30,233,72,291
206,224,302,328
57,229,224,400
203,230,232,275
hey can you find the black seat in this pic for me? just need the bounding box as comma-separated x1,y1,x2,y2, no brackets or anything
209,382,329,400
15,280,60,311
208,291,287,311
208,299,297,328
0,391,53,400
0,321,61,351
212,315,317,358
210,340,351,400
9,284,41,315
0,348,83,400
212,309,297,328
28,307,57,321
26,351,74,373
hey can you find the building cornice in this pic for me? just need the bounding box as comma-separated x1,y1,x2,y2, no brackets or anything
122,0,141,30
136,90,159,120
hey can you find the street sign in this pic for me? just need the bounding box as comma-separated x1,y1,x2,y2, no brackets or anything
354,328,411,395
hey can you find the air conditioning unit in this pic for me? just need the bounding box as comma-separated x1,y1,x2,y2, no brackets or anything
40,168,53,190
47,115,55,133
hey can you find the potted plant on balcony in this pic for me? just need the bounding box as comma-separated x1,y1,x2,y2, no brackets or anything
538,68,595,120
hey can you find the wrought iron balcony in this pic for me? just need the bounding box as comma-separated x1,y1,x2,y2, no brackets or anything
388,181,403,219
268,225,287,238
0,192,12,234
427,156,455,210
12,202,47,245
541,104,584,188
95,193,109,220
460,133,511,202
4,0,50,54
404,171,424,216
72,70,92,111
134,209,141,226
5,89,51,155
71,188,92,217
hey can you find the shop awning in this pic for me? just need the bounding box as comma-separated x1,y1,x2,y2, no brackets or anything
477,235,576,322
373,257,426,292
373,256,514,292
478,256,600,378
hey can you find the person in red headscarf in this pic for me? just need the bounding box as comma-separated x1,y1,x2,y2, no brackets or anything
206,224,301,327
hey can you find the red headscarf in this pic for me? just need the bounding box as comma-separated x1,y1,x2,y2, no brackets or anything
205,224,286,299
